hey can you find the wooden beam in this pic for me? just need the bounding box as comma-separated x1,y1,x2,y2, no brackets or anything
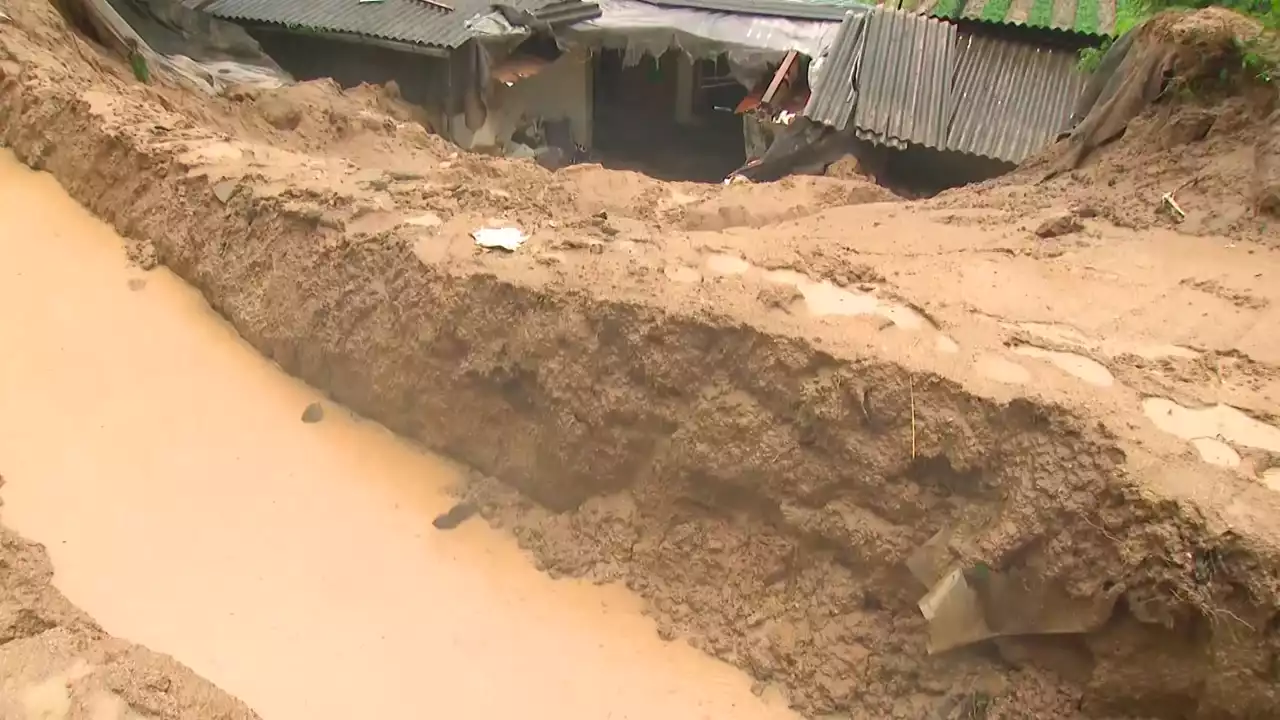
760,50,797,106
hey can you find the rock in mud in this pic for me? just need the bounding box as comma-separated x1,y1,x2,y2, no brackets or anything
1034,212,1084,238
431,502,478,530
300,402,324,423
255,95,303,131
212,179,238,204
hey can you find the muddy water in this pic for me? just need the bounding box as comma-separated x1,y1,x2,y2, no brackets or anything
0,153,797,720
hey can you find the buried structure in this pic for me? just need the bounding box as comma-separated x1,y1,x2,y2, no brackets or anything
3,0,1280,718
189,0,1102,185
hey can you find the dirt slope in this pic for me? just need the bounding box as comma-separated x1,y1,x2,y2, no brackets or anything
936,9,1280,246
2,1,1280,719
1,479,259,719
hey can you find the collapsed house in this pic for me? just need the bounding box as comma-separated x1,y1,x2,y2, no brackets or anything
191,0,856,180
745,0,1113,189
182,0,1112,186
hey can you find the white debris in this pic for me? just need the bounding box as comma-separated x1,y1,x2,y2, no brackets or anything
472,227,527,252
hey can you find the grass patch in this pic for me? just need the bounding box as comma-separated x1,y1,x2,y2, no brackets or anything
1074,0,1102,32
980,0,1015,21
1078,1,1280,78
1027,0,1057,26
932,0,965,18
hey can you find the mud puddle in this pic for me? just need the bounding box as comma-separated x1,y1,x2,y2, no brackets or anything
0,152,797,720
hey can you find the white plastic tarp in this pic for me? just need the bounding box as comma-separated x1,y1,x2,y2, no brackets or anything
563,0,843,84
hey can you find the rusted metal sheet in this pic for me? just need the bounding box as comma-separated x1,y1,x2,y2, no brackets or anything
850,7,955,150
946,31,1087,163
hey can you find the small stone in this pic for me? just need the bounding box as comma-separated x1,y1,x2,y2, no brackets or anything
1034,212,1083,238
301,402,325,423
126,278,147,292
212,180,237,204
256,96,303,131
432,501,478,530
758,283,802,311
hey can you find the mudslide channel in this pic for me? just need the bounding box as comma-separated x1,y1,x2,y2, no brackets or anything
0,152,797,720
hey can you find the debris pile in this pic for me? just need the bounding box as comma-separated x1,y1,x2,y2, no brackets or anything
936,8,1280,244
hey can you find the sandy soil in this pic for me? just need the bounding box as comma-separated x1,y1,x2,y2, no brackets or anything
0,154,808,720
1,479,259,719
2,0,1280,718
934,10,1280,246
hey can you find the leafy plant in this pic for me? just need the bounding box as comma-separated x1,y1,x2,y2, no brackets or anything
1078,40,1113,72
1077,0,1280,80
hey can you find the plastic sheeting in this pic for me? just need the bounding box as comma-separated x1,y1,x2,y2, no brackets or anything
76,0,290,94
563,0,841,85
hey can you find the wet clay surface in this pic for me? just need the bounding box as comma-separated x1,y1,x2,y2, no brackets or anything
1,484,260,720
2,0,1280,718
0,154,799,720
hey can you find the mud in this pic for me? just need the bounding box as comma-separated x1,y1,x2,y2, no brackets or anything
0,482,259,720
936,10,1280,246
2,0,1280,718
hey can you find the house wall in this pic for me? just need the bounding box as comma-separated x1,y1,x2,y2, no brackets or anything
449,49,592,152
248,30,452,115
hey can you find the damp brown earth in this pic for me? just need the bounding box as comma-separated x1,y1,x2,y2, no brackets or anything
0,152,801,719
3,0,1280,718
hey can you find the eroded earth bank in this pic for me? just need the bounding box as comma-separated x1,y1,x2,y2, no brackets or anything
2,0,1280,718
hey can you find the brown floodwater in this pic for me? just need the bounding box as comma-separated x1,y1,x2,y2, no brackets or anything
0,152,798,720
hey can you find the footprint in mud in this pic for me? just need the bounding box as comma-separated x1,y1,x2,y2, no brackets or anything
300,402,324,423
432,501,478,530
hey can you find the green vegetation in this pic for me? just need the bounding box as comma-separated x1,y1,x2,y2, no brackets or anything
931,0,964,19
1078,0,1280,79
1075,0,1102,33
980,0,1015,21
1077,40,1110,72
1027,0,1057,26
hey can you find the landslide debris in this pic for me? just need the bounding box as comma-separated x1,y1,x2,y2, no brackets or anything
2,1,1280,720
0,475,260,719
935,8,1280,245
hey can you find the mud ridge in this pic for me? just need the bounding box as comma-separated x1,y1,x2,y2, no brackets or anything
0,480,260,718
3,20,1280,720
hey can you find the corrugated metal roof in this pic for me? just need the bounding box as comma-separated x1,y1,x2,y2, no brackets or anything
634,0,859,21
802,9,866,130
803,5,1085,163
850,7,955,149
202,0,561,49
531,0,604,24
945,31,1086,162
892,0,1117,36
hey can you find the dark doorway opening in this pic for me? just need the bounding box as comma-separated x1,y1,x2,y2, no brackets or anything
590,49,746,183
